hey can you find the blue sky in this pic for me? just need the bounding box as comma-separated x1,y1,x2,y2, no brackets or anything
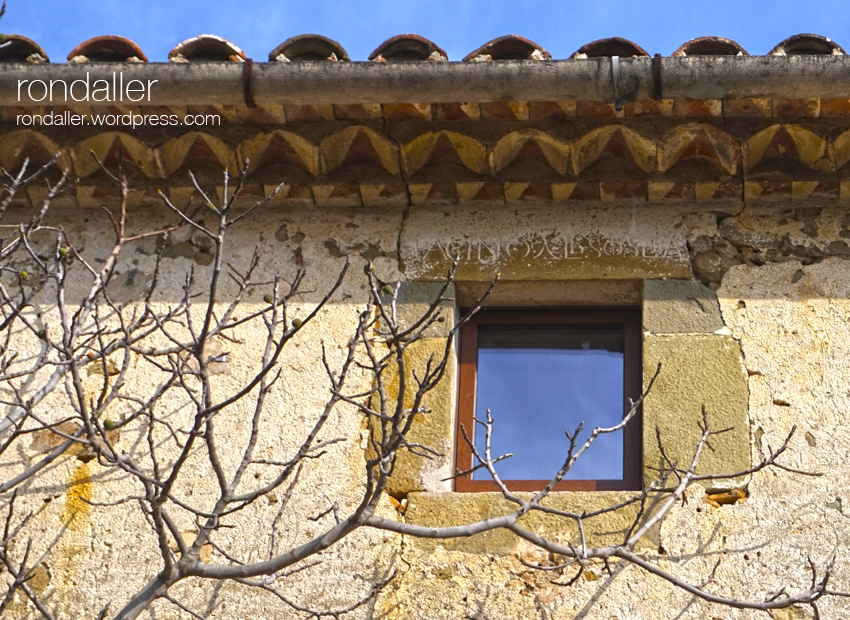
3,0,850,62
474,347,623,481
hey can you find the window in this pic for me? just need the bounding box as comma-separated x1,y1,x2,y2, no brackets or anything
455,308,642,492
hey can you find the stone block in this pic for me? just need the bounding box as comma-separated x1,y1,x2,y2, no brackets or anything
400,205,691,281
643,279,724,334
379,282,456,339
643,335,750,486
370,338,457,495
404,491,658,554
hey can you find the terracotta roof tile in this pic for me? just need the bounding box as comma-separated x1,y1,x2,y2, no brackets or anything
463,35,551,61
169,35,246,62
9,32,850,62
769,34,845,56
0,34,48,63
672,36,748,57
570,37,649,59
269,35,349,62
67,36,147,62
369,35,447,61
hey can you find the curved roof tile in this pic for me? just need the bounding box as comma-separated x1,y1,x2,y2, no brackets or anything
269,34,349,62
0,35,49,63
169,35,246,62
369,35,447,61
570,37,649,59
769,34,845,56
463,35,551,61
672,36,748,57
67,36,147,62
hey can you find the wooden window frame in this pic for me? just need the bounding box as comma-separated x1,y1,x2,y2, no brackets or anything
455,308,642,492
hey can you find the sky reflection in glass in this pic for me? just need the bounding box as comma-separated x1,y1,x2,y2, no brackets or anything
473,327,624,481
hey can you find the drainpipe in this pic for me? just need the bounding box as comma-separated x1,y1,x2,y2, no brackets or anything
1,55,849,106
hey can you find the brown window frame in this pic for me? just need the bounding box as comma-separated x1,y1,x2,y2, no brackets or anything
455,308,642,492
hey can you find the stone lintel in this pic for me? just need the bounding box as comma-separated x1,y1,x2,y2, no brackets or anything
400,206,691,282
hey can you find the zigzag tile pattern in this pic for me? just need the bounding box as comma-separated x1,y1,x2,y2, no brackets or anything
6,116,850,208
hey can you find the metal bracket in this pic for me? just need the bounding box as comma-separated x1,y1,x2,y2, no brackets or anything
611,55,623,111
242,58,257,108
653,53,663,100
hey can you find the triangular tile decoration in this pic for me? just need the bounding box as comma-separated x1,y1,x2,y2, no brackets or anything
187,104,240,123
723,98,771,116
0,106,43,123
238,131,319,186
660,125,739,177
313,184,362,207
257,133,307,170
679,130,721,161
102,136,130,169
403,131,487,181
772,99,820,118
54,104,92,119
600,180,647,201
71,132,159,180
284,104,335,122
252,133,312,180
672,99,722,117
383,103,432,121
262,184,314,206
0,131,68,181
455,182,503,202
236,104,287,124
648,181,674,201
422,133,469,170
159,132,238,181
791,180,839,201
602,129,638,163
480,102,529,121
503,182,529,202
822,99,850,117
334,104,383,121
519,183,552,201
514,139,553,166
625,99,671,117
360,183,407,207
425,182,457,202
321,126,400,182
648,181,696,202
746,124,832,173
758,126,801,163
2,132,53,173
574,126,656,175
339,129,386,170
182,136,224,166
745,180,792,201
433,103,481,121
408,183,433,205
567,181,600,201
504,182,552,202
410,182,457,204
695,181,742,201
144,105,184,118
528,101,576,120
27,183,77,209
473,183,504,201
577,101,623,119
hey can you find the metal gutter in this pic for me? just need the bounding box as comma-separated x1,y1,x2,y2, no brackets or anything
1,55,850,106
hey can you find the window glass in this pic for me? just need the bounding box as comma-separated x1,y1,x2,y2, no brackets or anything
473,327,625,481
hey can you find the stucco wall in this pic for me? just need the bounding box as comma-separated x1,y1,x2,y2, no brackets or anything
3,198,850,619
